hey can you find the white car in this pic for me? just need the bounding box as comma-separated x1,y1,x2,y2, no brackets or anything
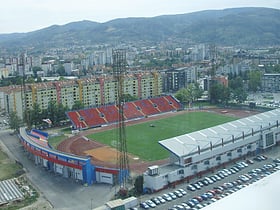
162,194,172,201
145,200,156,208
157,196,166,204
174,190,183,197
178,188,187,195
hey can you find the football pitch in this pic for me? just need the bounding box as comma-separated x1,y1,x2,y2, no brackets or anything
87,111,237,161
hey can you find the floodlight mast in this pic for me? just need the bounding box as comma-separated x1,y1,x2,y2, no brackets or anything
112,49,130,191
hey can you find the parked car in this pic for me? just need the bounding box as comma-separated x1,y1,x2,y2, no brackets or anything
178,188,187,195
140,202,149,209
168,192,177,199
246,159,254,164
174,190,183,197
187,184,196,191
151,197,160,205
157,196,166,204
145,200,156,208
273,158,280,164
162,194,172,202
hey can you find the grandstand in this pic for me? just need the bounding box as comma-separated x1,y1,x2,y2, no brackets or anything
67,95,182,130
144,108,280,191
28,129,50,148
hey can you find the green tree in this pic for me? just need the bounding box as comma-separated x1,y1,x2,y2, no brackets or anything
36,77,42,83
229,76,243,90
248,70,262,92
229,76,247,103
233,88,248,103
56,103,67,123
72,100,84,110
134,175,143,194
56,64,66,76
9,111,23,132
121,94,138,102
26,77,35,84
175,88,188,105
32,66,43,78
175,83,203,107
46,100,58,125
29,103,42,127
209,83,230,105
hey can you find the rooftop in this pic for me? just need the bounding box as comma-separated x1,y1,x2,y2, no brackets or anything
159,109,280,158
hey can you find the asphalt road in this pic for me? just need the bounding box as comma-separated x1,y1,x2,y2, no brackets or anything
0,129,115,210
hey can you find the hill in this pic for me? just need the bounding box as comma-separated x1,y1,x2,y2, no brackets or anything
0,7,279,51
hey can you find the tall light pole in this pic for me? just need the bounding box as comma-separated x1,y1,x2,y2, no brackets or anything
112,49,130,194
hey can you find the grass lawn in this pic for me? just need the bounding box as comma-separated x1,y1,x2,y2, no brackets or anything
48,135,68,149
87,111,237,161
0,150,23,180
47,127,72,149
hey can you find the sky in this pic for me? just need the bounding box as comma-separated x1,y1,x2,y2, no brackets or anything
0,0,279,34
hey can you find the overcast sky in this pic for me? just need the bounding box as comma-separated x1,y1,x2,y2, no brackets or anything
0,0,279,34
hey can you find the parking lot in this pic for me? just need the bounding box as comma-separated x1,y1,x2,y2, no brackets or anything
138,147,280,210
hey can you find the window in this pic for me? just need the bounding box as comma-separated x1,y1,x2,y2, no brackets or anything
184,157,192,164
191,165,197,170
227,152,232,157
216,156,221,161
265,132,274,147
178,169,184,175
237,148,242,153
247,144,252,149
204,160,210,165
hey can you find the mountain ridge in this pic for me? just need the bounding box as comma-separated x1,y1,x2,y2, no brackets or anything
0,7,279,51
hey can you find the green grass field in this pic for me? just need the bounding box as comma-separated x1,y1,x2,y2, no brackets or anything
0,150,23,180
87,111,237,161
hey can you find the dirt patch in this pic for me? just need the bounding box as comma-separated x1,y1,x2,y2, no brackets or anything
85,146,118,163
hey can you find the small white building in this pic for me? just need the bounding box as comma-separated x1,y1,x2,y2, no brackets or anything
143,108,280,191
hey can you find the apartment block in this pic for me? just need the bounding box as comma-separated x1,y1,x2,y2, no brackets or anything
0,71,162,118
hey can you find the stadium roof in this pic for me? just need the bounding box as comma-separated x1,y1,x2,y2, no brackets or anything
159,109,280,158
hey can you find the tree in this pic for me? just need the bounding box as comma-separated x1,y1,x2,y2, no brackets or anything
29,103,42,127
72,100,84,110
46,100,58,125
26,77,35,84
32,66,43,78
36,77,42,83
175,83,203,107
233,88,248,103
134,175,143,194
175,88,188,105
209,83,230,105
56,64,66,76
121,94,137,102
9,111,23,132
56,103,67,123
229,76,243,90
229,76,247,103
248,70,262,92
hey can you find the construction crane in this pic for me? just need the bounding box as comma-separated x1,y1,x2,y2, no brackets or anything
112,49,130,196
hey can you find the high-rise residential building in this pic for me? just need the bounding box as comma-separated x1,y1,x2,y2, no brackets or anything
164,67,197,93
0,71,162,118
